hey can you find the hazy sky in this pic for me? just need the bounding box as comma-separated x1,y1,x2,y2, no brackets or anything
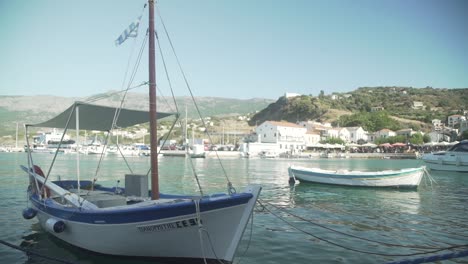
1,0,467,99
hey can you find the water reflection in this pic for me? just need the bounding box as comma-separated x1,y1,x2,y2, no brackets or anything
3,153,468,264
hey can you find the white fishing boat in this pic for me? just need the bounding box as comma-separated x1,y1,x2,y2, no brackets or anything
421,140,468,172
189,143,206,159
21,1,261,263
288,165,425,188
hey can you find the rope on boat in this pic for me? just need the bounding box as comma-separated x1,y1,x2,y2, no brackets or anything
193,199,225,264
386,249,468,264
194,198,208,264
0,239,77,264
258,200,468,257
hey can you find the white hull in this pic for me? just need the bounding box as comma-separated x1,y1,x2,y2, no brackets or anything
422,153,468,172
31,185,261,262
289,166,425,188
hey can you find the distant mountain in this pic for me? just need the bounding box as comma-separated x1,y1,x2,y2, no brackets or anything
0,92,274,135
249,87,468,132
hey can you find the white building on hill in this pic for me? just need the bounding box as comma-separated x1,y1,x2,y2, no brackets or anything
448,114,466,128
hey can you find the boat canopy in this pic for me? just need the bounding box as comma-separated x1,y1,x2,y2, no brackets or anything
27,101,175,131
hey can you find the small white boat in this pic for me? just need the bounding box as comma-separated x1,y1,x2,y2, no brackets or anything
189,144,206,158
288,166,425,188
421,140,468,172
259,151,278,159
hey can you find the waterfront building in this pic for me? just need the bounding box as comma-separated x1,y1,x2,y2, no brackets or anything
375,128,396,140
254,121,307,153
304,130,321,147
344,127,368,143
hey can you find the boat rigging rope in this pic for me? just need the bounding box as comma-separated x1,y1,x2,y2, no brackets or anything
155,30,179,114
156,6,235,194
258,200,468,257
86,10,149,194
155,29,205,196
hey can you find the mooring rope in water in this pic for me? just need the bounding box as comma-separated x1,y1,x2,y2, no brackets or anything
235,205,256,264
258,200,468,258
422,166,437,190
386,249,468,264
0,239,76,264
261,200,443,250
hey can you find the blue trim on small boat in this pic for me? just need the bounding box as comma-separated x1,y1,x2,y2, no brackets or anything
290,167,422,180
29,186,253,224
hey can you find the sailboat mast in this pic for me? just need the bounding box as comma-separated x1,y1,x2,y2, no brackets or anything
148,0,159,200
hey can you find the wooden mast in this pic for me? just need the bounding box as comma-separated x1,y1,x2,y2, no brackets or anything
148,0,159,200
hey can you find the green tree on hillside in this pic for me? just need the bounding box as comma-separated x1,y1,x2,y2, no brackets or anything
321,137,345,145
337,111,400,132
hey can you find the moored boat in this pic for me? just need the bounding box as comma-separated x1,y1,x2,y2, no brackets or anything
21,1,261,263
288,165,425,188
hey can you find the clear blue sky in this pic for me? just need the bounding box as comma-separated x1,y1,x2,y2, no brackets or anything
1,0,467,100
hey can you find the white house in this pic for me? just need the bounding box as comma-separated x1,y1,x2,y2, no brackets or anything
448,114,466,127
255,121,307,153
284,93,301,98
371,106,384,112
304,130,321,146
432,119,443,131
298,121,332,131
412,101,424,110
320,127,352,142
396,128,417,138
375,128,396,140
324,127,341,140
345,127,368,143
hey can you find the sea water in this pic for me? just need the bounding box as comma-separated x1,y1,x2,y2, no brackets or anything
0,153,467,264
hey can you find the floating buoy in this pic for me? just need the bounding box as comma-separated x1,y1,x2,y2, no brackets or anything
45,218,66,233
22,208,37,220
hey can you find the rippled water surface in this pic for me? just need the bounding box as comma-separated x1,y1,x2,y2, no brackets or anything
1,153,467,263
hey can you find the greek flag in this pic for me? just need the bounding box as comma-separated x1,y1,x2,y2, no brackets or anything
115,16,142,46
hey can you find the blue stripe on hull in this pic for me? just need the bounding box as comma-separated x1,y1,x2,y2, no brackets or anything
30,193,252,224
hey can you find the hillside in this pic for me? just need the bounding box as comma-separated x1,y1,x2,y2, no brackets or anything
0,92,274,136
249,87,468,132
